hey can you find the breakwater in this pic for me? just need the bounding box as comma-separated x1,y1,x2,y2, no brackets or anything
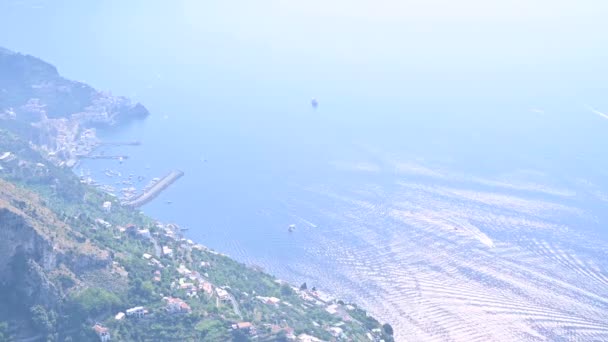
122,170,184,207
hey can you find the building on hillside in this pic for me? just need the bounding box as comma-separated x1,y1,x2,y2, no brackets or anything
95,218,112,228
297,333,322,342
125,224,138,234
180,282,195,289
329,327,344,338
114,312,125,321
164,297,192,314
125,306,147,318
256,296,281,305
162,245,173,257
232,322,255,335
92,324,110,342
102,201,112,212
176,264,192,275
216,288,230,301
200,281,214,296
325,304,339,315
136,229,151,240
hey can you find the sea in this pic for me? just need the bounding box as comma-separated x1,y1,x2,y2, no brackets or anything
2,1,608,340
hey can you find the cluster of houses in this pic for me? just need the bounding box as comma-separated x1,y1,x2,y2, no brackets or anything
88,219,240,341
164,297,192,314
228,322,333,341
89,220,200,341
172,263,220,300
87,218,382,342
0,150,49,175
93,297,192,340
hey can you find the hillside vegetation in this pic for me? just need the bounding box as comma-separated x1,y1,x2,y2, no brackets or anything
0,47,394,342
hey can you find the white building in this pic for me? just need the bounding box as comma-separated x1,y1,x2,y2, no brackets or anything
216,288,231,302
162,246,173,257
329,327,344,337
95,218,112,228
125,306,146,318
297,334,322,342
102,201,112,212
325,304,339,315
136,229,151,240
176,264,192,275
0,152,12,161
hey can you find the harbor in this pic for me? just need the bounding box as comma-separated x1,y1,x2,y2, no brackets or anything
121,170,184,208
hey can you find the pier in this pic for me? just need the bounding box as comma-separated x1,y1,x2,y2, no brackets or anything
82,155,129,160
99,141,141,146
122,170,184,208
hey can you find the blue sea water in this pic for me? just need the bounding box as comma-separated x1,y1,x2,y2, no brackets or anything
2,1,608,340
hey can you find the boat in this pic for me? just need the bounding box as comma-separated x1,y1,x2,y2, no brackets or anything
311,98,319,109
288,224,296,232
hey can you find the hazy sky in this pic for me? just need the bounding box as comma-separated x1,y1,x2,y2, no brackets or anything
1,0,607,176
2,0,607,87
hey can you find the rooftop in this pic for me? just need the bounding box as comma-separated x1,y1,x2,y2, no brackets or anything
93,324,109,334
233,322,253,330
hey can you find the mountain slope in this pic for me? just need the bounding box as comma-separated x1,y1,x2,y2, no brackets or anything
0,48,394,341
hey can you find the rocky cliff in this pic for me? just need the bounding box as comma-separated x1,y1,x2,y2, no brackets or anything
0,179,111,310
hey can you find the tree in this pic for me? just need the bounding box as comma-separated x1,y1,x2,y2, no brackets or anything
69,288,120,317
382,323,394,336
30,305,56,334
382,323,395,342
280,284,294,297
0,321,8,342
231,329,250,342
196,319,230,341
275,331,289,342
130,280,155,301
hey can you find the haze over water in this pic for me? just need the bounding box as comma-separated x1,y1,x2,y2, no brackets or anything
3,1,608,340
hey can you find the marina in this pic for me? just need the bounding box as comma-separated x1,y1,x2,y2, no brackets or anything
121,170,184,208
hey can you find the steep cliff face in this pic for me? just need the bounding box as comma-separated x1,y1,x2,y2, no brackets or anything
0,207,58,279
0,179,111,309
